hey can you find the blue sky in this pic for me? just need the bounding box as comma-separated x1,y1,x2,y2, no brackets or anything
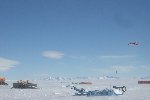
0,0,150,79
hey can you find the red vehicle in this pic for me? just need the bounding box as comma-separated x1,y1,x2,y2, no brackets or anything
79,82,92,85
0,77,8,85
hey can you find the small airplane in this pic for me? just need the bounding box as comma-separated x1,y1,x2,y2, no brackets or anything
128,42,139,46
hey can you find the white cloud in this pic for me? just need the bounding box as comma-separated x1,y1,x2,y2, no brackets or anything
42,50,64,59
0,57,20,71
100,55,135,59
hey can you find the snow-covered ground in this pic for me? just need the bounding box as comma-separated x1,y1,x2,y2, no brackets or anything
0,78,150,100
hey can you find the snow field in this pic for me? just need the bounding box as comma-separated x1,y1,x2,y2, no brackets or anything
0,79,150,100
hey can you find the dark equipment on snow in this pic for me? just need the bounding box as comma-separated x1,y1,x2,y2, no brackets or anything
12,80,37,89
71,86,87,96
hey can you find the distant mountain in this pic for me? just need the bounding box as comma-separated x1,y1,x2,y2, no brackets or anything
99,76,119,79
140,76,150,79
43,76,72,81
40,75,119,81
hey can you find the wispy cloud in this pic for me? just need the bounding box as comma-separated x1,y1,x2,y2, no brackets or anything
100,55,135,59
42,50,64,59
88,65,135,74
137,66,150,72
87,65,150,77
0,57,20,71
68,55,87,60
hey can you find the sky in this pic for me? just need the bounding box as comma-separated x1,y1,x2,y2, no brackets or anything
0,0,150,79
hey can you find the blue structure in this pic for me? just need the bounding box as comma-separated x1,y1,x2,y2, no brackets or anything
71,86,87,96
71,86,126,96
87,88,114,96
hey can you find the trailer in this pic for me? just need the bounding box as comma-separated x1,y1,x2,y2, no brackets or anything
138,81,150,84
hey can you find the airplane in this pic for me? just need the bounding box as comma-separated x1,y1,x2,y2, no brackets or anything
128,42,139,46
